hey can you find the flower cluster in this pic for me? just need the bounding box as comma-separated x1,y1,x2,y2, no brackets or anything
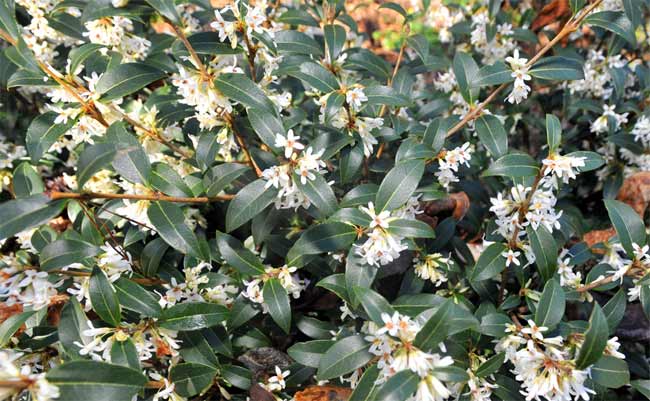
364,312,455,398
505,50,531,104
262,131,327,210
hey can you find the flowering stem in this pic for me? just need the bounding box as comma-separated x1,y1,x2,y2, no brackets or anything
576,264,639,292
0,28,190,160
445,0,604,139
170,22,210,82
48,191,234,203
508,165,548,249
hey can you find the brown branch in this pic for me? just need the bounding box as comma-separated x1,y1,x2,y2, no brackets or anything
445,0,604,139
50,269,167,285
0,28,189,160
225,113,263,177
170,22,210,82
49,191,234,203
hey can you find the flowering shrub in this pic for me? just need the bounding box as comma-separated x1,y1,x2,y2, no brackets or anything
1,0,650,400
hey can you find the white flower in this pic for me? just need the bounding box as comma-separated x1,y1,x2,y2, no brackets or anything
266,366,290,392
416,370,453,401
355,228,408,267
211,9,238,47
391,345,433,377
346,87,367,111
520,320,547,341
275,129,305,159
542,154,586,184
505,49,528,71
413,254,450,286
503,249,521,267
360,202,392,229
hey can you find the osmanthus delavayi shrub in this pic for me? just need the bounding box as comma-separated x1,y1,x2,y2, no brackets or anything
1,0,650,400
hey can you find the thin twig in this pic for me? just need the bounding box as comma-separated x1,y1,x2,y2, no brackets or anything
445,0,604,139
50,270,167,285
49,191,234,203
225,113,263,177
170,23,209,82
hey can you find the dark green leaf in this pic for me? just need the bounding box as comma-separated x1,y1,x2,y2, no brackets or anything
263,278,291,334
529,56,585,81
148,201,205,259
476,352,506,378
77,143,117,188
374,370,419,401
0,311,36,347
287,222,356,267
47,361,147,401
287,340,335,368
546,114,562,153
96,63,165,100
475,114,508,158
471,243,508,282
89,266,122,327
527,224,558,282
25,112,75,163
375,159,425,212
289,61,340,92
226,179,278,232
591,356,630,388
575,303,608,369
317,335,373,380
585,11,636,45
0,194,65,241
386,218,436,238
216,231,265,275
483,153,539,178
114,278,162,318
159,302,229,331
414,299,452,351
604,199,646,256
170,363,217,397
40,239,100,271
535,279,565,329
12,162,44,197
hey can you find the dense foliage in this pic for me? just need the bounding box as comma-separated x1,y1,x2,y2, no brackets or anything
1,0,650,400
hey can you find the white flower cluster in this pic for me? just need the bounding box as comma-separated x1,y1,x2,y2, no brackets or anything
0,351,60,401
490,151,585,242
0,265,62,311
158,262,238,308
470,11,516,64
16,0,79,64
497,320,624,401
242,265,307,313
75,319,181,362
65,244,132,310
435,143,473,189
417,0,464,43
505,50,531,105
413,253,451,286
542,153,586,184
319,86,384,157
262,130,327,210
590,105,628,134
355,200,424,267
569,50,627,99
171,62,236,130
83,16,150,62
363,312,456,401
0,139,27,170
